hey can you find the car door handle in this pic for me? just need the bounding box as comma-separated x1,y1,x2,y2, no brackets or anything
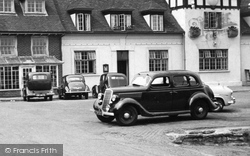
170,91,177,94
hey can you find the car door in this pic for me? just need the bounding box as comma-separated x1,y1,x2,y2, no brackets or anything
171,75,200,111
141,76,172,112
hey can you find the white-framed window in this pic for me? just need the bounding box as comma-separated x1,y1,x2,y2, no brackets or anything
31,36,48,56
0,37,16,56
151,14,164,31
149,50,168,71
199,49,228,70
36,65,57,87
76,13,91,31
0,0,15,13
21,0,47,15
204,12,222,29
110,14,132,31
75,51,96,74
0,66,19,89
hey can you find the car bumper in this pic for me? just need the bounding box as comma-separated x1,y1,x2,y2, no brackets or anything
92,100,114,116
65,91,89,94
227,97,236,105
27,93,54,97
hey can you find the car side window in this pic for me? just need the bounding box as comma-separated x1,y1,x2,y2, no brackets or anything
188,76,199,86
173,75,188,87
151,77,170,87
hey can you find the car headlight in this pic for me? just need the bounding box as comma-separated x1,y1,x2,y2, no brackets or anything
111,94,119,103
98,93,104,100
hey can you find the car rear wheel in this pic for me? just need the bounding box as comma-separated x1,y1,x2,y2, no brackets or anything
115,106,138,126
191,100,208,120
96,115,115,123
213,99,224,112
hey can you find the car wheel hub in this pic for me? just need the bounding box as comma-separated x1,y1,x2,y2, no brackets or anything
198,107,203,113
124,113,130,119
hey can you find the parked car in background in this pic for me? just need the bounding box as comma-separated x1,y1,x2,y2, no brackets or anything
22,72,54,101
93,70,218,126
208,84,236,112
57,74,90,99
92,73,128,98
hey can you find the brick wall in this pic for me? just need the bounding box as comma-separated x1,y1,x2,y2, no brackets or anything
17,35,32,56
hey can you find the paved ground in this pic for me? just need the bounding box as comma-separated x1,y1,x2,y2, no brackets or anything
1,85,250,151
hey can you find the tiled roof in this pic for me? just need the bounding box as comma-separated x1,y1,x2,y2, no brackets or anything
54,0,184,34
0,0,65,34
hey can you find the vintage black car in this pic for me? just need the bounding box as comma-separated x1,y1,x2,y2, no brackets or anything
22,72,54,101
93,70,218,126
57,74,90,99
92,73,128,98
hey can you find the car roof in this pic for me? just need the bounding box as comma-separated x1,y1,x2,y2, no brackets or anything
63,74,84,77
103,72,127,76
28,72,50,76
136,70,200,78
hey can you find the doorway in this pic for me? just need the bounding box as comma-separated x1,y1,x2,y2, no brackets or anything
117,51,129,79
20,66,34,88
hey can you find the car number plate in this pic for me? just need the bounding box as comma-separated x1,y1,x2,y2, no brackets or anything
37,94,45,96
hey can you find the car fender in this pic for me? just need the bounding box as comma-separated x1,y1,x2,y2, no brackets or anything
213,95,226,104
189,92,217,110
113,98,145,114
85,85,90,91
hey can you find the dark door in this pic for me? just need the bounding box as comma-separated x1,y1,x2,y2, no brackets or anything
141,77,172,112
117,51,129,78
171,75,200,111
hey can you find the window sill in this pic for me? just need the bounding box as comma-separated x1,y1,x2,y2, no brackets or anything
0,12,17,16
198,70,230,73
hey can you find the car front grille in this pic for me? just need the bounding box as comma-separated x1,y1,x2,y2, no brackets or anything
102,90,112,111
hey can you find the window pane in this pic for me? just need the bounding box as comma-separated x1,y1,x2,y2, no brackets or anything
204,12,222,29
199,50,228,71
149,50,168,71
0,66,19,89
75,51,96,74
0,37,15,55
32,37,47,55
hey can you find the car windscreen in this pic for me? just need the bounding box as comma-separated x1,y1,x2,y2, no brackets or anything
109,76,127,87
131,75,151,87
66,76,84,82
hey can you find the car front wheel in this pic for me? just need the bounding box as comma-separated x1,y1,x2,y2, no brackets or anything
96,115,115,123
115,106,138,126
191,100,208,120
212,99,224,112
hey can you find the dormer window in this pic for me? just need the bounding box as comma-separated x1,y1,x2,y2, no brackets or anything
144,14,164,31
110,14,132,31
20,0,47,16
0,0,15,14
70,13,91,31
